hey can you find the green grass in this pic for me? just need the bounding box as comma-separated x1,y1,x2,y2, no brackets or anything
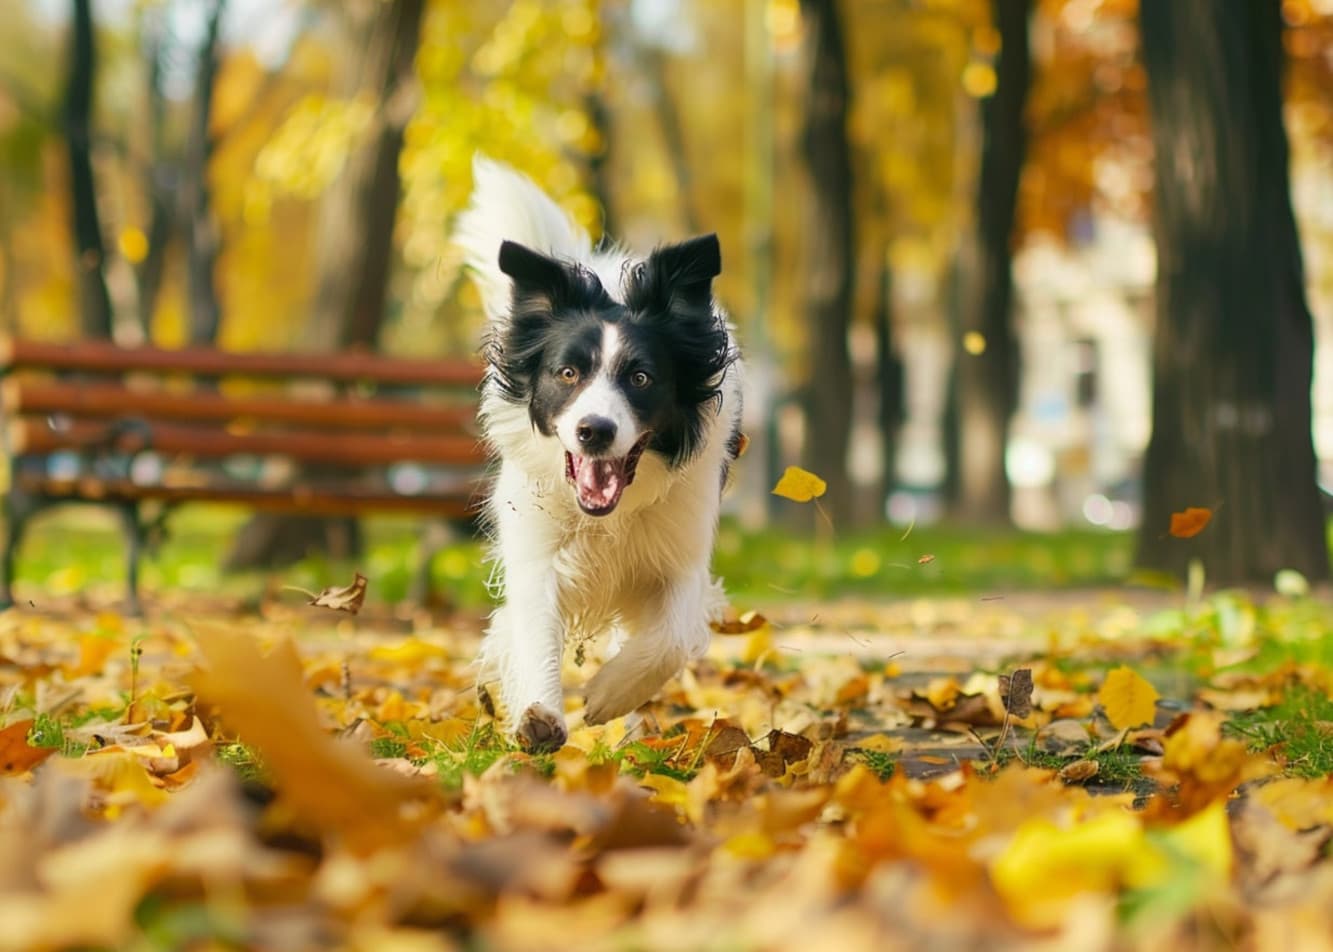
9,507,1137,608
1226,685,1333,778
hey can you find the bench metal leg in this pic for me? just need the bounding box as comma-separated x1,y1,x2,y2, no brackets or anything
1,492,40,610
117,502,145,616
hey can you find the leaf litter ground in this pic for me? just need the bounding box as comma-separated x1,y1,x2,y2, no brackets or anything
2,585,1333,951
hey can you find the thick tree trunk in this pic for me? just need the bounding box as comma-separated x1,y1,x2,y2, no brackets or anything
64,0,113,339
183,0,226,345
798,0,856,524
1136,2,1328,584
225,0,424,572
952,0,1030,523
307,0,424,349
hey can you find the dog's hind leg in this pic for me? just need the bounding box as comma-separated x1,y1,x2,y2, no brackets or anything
582,571,715,724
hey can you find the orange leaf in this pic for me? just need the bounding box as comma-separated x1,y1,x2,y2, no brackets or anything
0,719,57,774
1169,507,1213,539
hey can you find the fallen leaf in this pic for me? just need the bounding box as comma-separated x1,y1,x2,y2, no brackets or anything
771,466,827,503
191,624,430,851
1058,759,1099,783
0,719,57,774
1169,507,1213,539
1097,666,1160,730
999,668,1033,718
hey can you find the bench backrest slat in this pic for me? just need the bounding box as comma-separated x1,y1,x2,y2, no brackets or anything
0,337,486,389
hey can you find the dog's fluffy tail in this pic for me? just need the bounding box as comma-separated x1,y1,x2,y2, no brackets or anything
453,156,594,321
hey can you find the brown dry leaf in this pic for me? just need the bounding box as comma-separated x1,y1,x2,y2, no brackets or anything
191,624,430,851
0,719,57,775
307,572,368,614
1146,710,1268,818
999,668,1034,718
917,553,936,565
710,608,769,635
1169,506,1213,538
1058,759,1099,783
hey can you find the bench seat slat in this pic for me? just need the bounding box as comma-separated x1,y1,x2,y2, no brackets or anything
18,474,485,518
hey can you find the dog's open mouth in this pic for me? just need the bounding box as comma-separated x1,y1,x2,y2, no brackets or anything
565,433,651,516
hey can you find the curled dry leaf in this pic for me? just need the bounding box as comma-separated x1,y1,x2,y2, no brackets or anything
999,668,1034,719
1058,759,1100,783
288,572,368,614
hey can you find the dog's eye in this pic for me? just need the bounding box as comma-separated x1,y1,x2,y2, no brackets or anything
556,366,580,385
629,370,652,389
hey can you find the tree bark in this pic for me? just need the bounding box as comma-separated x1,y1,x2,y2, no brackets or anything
183,0,226,345
225,0,425,572
798,0,856,524
1136,1,1329,584
951,0,1030,523
875,258,904,511
63,0,113,339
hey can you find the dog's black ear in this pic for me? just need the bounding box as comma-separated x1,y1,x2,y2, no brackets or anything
499,241,569,297
629,234,721,311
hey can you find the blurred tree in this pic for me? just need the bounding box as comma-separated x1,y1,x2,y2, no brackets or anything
63,0,113,338
1136,1,1329,583
950,0,1030,524
798,0,855,524
182,0,226,344
226,0,425,571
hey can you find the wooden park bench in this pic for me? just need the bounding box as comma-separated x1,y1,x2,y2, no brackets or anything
0,336,490,612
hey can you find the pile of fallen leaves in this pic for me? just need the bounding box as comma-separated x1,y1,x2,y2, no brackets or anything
2,587,1333,951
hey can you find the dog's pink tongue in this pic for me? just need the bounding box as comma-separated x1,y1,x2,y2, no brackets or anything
576,456,625,511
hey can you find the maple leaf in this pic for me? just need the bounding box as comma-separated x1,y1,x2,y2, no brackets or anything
1169,506,1213,538
771,466,827,502
1097,666,1160,730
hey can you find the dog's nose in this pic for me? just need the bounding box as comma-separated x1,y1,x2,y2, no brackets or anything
575,415,617,453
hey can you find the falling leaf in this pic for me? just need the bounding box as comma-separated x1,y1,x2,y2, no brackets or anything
0,719,57,774
998,668,1033,718
917,553,936,565
1097,666,1160,730
771,466,827,502
1169,507,1213,539
310,572,368,613
710,608,769,635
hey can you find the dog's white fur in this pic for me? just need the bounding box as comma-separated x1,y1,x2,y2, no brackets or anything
454,158,742,745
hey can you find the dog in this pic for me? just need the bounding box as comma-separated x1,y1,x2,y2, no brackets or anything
454,158,744,751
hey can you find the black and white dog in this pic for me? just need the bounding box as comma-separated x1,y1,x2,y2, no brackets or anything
454,159,743,751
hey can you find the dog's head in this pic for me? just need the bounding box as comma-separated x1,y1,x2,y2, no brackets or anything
485,234,733,517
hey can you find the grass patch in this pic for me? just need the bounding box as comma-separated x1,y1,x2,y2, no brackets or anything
852,747,897,780
215,741,265,783
1226,685,1333,778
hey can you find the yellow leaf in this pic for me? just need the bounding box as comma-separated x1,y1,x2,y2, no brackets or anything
117,227,149,264
771,466,827,502
741,623,773,665
990,810,1165,929
1156,799,1232,880
1097,666,1160,730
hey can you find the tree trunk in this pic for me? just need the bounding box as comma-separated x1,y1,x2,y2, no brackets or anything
875,258,903,511
952,0,1030,523
64,0,113,339
1136,1,1328,584
798,0,855,525
183,0,226,345
225,0,425,572
306,0,424,349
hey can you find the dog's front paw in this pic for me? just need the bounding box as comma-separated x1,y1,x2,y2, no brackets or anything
516,702,567,752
